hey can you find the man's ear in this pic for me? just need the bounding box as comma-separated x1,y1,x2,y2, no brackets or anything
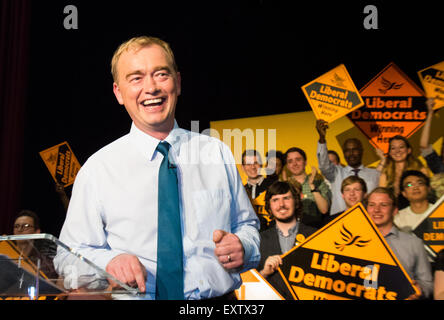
113,82,124,105
401,189,407,199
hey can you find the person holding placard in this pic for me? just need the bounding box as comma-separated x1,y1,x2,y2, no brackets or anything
419,98,444,174
316,119,380,216
419,98,444,200
258,180,317,299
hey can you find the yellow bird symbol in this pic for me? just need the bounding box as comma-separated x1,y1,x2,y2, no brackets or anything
334,224,371,251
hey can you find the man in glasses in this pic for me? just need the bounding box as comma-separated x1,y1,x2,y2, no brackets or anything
395,170,434,232
13,210,41,235
11,210,58,279
242,149,275,230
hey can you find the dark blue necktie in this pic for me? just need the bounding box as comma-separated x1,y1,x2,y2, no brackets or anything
352,168,360,176
155,141,184,300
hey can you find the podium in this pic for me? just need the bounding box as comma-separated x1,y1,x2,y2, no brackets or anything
0,234,140,300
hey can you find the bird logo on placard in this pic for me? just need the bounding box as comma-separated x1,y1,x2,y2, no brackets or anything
378,77,403,94
334,224,371,251
331,73,346,88
46,153,57,165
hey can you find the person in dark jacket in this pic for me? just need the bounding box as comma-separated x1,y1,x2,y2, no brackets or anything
257,181,317,299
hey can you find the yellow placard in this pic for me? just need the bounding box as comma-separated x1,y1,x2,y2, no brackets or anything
39,141,81,187
277,203,419,300
235,269,284,300
418,61,444,110
252,190,273,226
301,64,364,123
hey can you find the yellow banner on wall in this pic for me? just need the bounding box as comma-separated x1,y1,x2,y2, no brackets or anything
209,108,443,185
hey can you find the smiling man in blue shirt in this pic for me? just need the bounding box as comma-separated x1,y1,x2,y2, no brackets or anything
55,36,260,299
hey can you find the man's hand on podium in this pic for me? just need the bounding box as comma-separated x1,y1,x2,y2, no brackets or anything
106,253,147,292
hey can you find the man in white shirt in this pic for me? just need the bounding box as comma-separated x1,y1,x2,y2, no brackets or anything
395,170,433,232
316,119,380,215
241,149,275,230
242,149,274,200
54,36,260,299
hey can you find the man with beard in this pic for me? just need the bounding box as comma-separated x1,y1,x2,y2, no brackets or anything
257,181,317,298
316,119,380,216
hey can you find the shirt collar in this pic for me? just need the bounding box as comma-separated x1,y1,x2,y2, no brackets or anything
129,120,187,161
345,164,365,172
384,225,399,238
247,176,265,187
276,221,299,237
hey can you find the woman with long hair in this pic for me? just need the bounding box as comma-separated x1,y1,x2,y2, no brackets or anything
378,135,430,197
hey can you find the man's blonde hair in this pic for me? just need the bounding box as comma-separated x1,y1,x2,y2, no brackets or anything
111,36,178,83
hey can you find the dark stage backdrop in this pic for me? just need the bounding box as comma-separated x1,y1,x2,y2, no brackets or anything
0,0,31,235
1,1,442,236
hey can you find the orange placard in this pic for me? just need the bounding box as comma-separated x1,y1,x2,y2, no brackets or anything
418,61,444,110
277,204,419,300
301,64,364,123
39,141,81,187
348,62,427,153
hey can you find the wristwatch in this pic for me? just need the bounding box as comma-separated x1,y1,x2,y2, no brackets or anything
310,187,319,193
